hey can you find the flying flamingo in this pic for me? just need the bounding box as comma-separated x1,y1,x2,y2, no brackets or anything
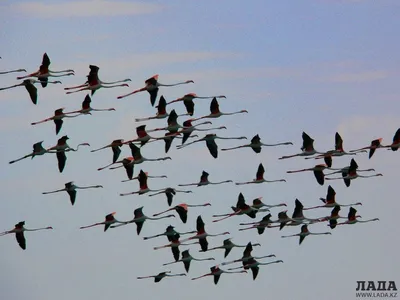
239,214,274,235
290,199,324,225
212,193,259,222
235,163,286,185
154,233,199,261
336,207,379,226
166,93,227,116
135,95,190,122
0,68,26,75
91,139,124,164
122,125,160,147
200,238,261,258
268,210,295,230
281,224,332,245
250,197,287,211
180,216,230,252
178,171,233,187
221,134,293,154
31,108,81,135
178,119,227,145
0,79,61,104
177,133,247,158
16,53,74,87
121,172,167,183
383,128,400,151
0,221,53,250
143,225,196,241
150,109,191,134
317,205,355,229
116,74,194,106
227,258,284,280
163,249,215,273
148,187,193,206
145,132,197,153
153,203,212,224
9,141,50,164
279,132,325,160
66,94,116,115
64,65,131,95
42,181,103,206
349,138,383,159
221,242,276,267
303,185,362,210
191,265,247,285
286,164,333,186
110,206,175,235
191,97,248,121
119,170,170,196
79,212,125,232
137,271,186,283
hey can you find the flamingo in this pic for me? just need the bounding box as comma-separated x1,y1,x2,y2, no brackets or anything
150,109,191,134
289,199,323,225
191,265,247,285
0,221,53,250
235,163,286,185
31,108,81,135
279,132,325,159
191,97,248,121
281,224,332,245
221,242,276,267
286,164,333,186
121,172,167,183
349,138,383,159
0,68,26,75
383,128,400,151
153,203,212,224
336,207,379,226
110,206,175,235
0,79,61,104
303,185,362,210
64,65,131,95
148,187,193,206
122,125,160,146
180,216,230,251
268,210,296,230
143,225,196,241
137,271,186,283
116,74,194,106
317,205,356,229
178,171,233,187
91,139,124,164
163,249,215,273
42,181,103,206
135,95,190,122
227,258,284,280
239,214,274,235
221,134,293,154
212,193,259,223
65,94,116,115
79,212,125,232
166,93,227,116
16,53,74,87
120,170,171,196
178,119,227,145
250,197,287,211
9,141,50,164
177,133,247,158
154,233,199,261
145,132,197,153
200,238,261,258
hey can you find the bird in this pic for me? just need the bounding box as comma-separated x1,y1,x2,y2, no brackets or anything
289,199,323,226
119,170,171,196
221,134,293,153
239,214,274,235
79,212,126,231
212,192,259,223
235,163,286,185
150,109,190,134
191,97,248,121
91,139,124,164
303,185,362,210
221,242,276,267
16,53,74,87
317,205,352,229
281,224,332,245
178,171,233,187
64,65,131,95
250,197,287,211
145,132,195,153
65,94,116,115
153,203,212,223
227,258,284,280
383,128,400,151
335,207,379,226
42,181,103,206
0,68,26,75
163,249,215,273
154,233,199,261
191,265,247,285
148,187,193,206
143,225,196,241
137,271,186,283
116,74,194,106
178,119,227,145
121,171,167,183
180,216,230,252
279,132,325,159
0,79,61,104
110,206,175,235
349,138,384,159
200,238,261,258
166,93,227,116
122,125,161,146
177,134,247,158
9,141,50,164
0,221,53,250
286,164,333,186
135,95,190,122
31,108,81,135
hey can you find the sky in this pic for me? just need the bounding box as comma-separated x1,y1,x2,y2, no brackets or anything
1,0,399,299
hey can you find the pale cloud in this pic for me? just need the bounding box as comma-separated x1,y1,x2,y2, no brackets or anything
8,0,163,18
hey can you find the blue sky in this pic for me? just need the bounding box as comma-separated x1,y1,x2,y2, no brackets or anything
1,0,399,299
